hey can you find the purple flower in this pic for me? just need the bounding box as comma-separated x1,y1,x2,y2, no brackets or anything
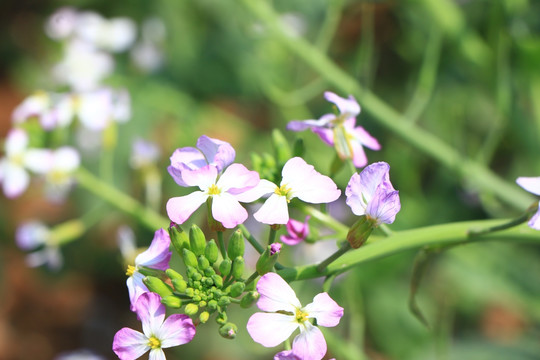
238,157,340,225
168,135,235,187
166,163,259,228
113,292,196,360
247,273,343,360
346,162,400,225
126,229,171,310
280,216,310,246
270,242,282,255
516,176,540,230
287,92,380,167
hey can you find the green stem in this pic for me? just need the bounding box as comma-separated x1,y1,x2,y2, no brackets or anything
268,227,277,246
468,204,538,237
238,224,265,254
278,219,540,282
301,205,348,234
74,167,169,231
244,271,259,287
317,242,352,273
217,231,227,259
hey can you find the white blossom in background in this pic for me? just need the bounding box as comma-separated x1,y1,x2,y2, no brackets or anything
12,91,74,130
131,17,166,72
76,11,137,53
130,138,160,170
74,87,131,131
15,221,62,270
44,7,79,40
0,129,33,198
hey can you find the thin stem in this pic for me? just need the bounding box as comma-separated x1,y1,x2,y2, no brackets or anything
468,204,537,237
317,242,352,273
217,231,227,259
238,224,265,254
244,271,259,287
301,205,348,234
322,273,337,292
268,227,277,246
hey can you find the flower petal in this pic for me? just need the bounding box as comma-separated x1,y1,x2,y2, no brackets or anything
292,323,327,360
77,89,113,130
196,135,235,172
234,179,276,203
303,292,344,327
15,221,49,250
211,192,249,228
148,349,166,360
52,147,80,172
274,350,301,360
246,312,298,347
280,216,310,246
158,314,196,348
181,164,218,190
5,129,28,156
286,115,334,132
345,162,392,215
324,91,360,118
256,272,301,312
166,192,208,225
353,126,381,151
135,292,166,336
217,163,259,193
135,229,171,270
516,177,540,196
528,205,540,230
3,163,29,198
24,149,53,174
365,188,401,225
253,193,290,225
127,272,148,311
311,127,334,147
112,327,149,360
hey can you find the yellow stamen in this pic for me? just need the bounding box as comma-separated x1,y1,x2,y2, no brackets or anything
148,336,161,349
207,184,221,196
274,184,292,202
295,308,309,323
126,265,136,277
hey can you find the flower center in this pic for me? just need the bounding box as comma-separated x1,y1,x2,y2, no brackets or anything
126,264,136,277
148,336,161,349
295,308,309,323
274,184,292,201
207,184,221,196
48,170,69,184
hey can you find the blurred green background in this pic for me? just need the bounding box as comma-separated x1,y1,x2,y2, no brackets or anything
1,0,540,359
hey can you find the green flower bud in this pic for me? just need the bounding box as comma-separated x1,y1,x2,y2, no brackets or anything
256,243,281,275
143,276,173,298
185,303,199,316
205,239,219,264
192,295,201,302
192,272,202,281
240,291,260,308
204,277,214,287
231,256,245,280
204,267,216,277
198,255,210,270
227,230,245,259
169,222,190,258
219,258,232,277
199,300,207,308
172,278,187,293
218,296,231,307
272,129,292,165
199,311,210,324
216,311,227,325
185,288,195,297
229,282,245,298
161,295,182,308
219,323,238,339
211,274,223,288
183,249,198,268
208,300,218,311
189,224,206,256
165,269,184,282
347,215,375,249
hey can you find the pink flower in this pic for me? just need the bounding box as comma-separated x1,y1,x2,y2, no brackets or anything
247,273,343,360
287,92,380,168
280,216,310,246
125,229,171,310
113,292,196,360
166,163,259,228
168,135,236,187
516,177,540,230
238,157,340,225
346,162,400,225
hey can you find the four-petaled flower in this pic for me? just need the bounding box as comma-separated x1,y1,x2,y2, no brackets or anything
280,216,310,246
238,157,340,225
113,292,196,360
287,91,380,168
247,272,343,360
516,176,540,230
346,161,400,225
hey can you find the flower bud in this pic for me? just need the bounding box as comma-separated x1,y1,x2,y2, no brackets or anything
219,323,238,339
198,255,210,270
161,295,182,308
240,291,260,308
256,243,281,275
205,239,219,264
184,303,199,316
166,268,184,282
208,299,218,311
199,311,210,324
172,278,187,293
204,267,216,277
185,287,195,297
219,258,232,277
215,311,227,325
231,256,245,280
211,274,223,288
229,282,245,298
169,222,190,258
227,230,245,259
218,296,231,307
183,248,198,268
189,224,206,256
143,276,173,298
346,215,375,249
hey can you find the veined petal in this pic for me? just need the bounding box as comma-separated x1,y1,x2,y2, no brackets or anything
516,177,540,196
3,163,29,198
211,193,248,228
366,189,401,225
246,312,298,347
148,349,166,360
253,193,290,225
127,272,148,311
217,163,259,192
158,314,196,348
135,292,166,337
181,165,217,189
292,323,327,360
166,192,208,225
528,205,540,230
135,229,171,270
353,126,381,151
324,91,360,118
234,179,276,203
345,162,392,215
170,147,206,170
282,157,340,204
196,135,235,171
303,293,344,327
112,327,149,360
256,272,301,312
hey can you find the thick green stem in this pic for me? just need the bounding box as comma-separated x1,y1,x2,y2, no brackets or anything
268,227,277,246
217,231,227,259
244,271,259,287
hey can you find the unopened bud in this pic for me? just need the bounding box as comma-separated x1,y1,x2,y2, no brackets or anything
211,274,223,288
189,224,206,256
166,269,184,282
183,249,198,268
172,278,187,293
218,296,231,307
161,295,182,308
169,222,190,258
229,282,245,298
216,311,227,325
143,276,173,298
199,311,210,324
219,323,238,339
256,243,281,275
219,258,232,277
208,299,218,311
205,239,219,264
184,303,199,316
227,230,245,259
346,215,374,249
240,291,260,308
198,255,210,270
231,256,245,280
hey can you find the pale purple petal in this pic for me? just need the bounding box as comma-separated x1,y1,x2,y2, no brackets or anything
292,323,327,360
234,179,276,203
286,115,334,132
256,272,301,312
5,129,28,156
117,225,136,260
148,349,166,360
253,193,290,225
135,292,166,336
516,177,540,196
365,188,401,225
353,126,381,151
345,162,392,215
15,221,49,250
274,350,301,360
211,193,249,228
25,247,63,270
168,147,207,184
166,192,209,225
247,312,298,347
349,138,368,168
311,127,334,147
528,205,540,230
282,157,341,204
3,164,29,198
11,93,49,125
280,216,310,246
180,165,217,189
135,229,171,270
127,273,148,311
112,327,149,360
324,91,360,118
196,135,235,171
158,314,196,348
303,293,344,327
217,163,259,193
